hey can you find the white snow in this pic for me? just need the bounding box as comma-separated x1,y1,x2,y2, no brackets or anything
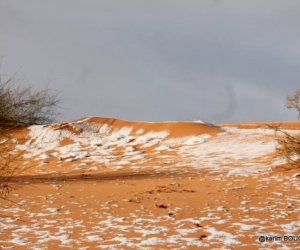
12,120,297,177
86,235,103,242
205,227,240,245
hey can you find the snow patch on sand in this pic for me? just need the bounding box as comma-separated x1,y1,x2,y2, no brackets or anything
13,121,295,176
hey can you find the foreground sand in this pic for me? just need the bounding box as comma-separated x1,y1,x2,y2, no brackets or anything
0,118,299,249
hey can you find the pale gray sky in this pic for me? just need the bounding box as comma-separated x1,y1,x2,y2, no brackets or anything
1,0,299,123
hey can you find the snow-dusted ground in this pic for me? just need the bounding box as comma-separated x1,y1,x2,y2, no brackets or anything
1,173,300,249
1,119,299,249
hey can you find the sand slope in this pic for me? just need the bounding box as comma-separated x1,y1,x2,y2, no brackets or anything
0,117,299,249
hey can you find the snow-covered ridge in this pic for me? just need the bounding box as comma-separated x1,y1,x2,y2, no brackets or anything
13,118,299,176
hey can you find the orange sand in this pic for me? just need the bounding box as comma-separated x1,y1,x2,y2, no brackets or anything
0,117,299,249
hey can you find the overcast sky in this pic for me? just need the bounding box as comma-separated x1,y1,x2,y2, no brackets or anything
1,0,299,123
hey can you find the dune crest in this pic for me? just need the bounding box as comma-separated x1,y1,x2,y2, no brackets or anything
76,117,222,137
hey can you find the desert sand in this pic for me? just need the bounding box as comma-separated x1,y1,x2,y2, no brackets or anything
0,117,299,249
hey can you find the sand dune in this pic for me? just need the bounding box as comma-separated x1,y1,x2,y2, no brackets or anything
86,117,222,137
0,117,299,249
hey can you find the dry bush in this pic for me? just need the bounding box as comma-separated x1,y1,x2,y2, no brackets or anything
276,89,300,168
0,73,59,198
276,129,300,167
0,141,19,198
0,75,58,128
286,89,300,119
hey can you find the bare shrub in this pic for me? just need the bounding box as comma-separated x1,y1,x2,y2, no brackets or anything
0,75,59,128
276,89,300,168
0,141,19,198
0,73,59,198
286,89,300,119
276,128,300,167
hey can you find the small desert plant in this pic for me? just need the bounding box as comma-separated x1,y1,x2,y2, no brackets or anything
0,144,18,198
0,72,59,198
0,75,58,128
275,89,300,168
276,129,300,166
286,89,300,119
